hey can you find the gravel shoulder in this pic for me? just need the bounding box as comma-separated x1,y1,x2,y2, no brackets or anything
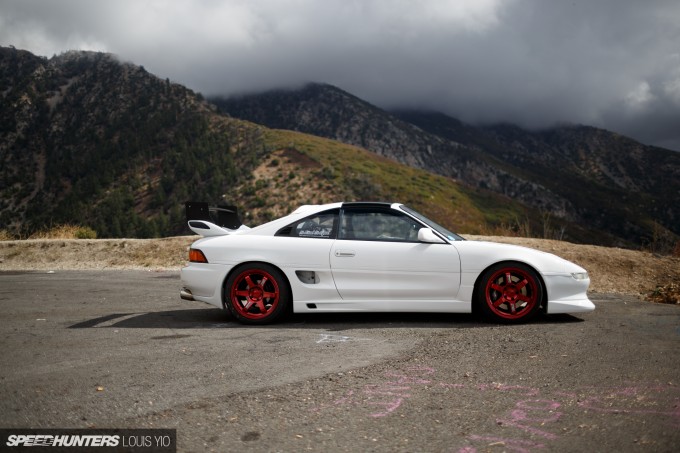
1,235,678,298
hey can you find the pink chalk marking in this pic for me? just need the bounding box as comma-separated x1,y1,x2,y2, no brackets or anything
459,383,680,452
572,384,680,421
578,396,680,418
577,385,674,397
363,367,435,417
496,400,562,440
309,366,430,417
496,419,557,440
515,400,561,412
333,390,355,406
616,386,641,396
553,391,578,399
362,384,412,398
497,418,559,440
385,366,435,385
387,376,431,385
368,397,404,417
405,365,436,375
477,383,540,396
510,409,561,424
439,383,465,389
309,390,354,414
467,435,546,453
315,372,680,426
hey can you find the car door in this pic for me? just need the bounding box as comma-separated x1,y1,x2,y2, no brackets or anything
270,209,341,303
329,206,461,301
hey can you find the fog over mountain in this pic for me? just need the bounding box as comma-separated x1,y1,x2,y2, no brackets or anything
2,0,679,151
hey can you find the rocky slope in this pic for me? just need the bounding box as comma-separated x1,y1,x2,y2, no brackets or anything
214,84,680,250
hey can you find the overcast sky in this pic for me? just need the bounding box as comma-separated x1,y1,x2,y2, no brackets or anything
2,0,679,151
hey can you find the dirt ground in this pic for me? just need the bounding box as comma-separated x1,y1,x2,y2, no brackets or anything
0,235,678,300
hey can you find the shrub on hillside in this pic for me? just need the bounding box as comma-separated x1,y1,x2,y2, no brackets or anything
29,225,97,240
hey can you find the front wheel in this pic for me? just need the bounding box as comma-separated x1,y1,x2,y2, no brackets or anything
477,262,543,323
224,263,290,324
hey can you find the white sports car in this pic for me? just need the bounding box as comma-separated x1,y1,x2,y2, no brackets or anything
180,202,594,324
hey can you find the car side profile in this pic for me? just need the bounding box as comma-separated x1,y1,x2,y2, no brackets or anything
180,202,594,324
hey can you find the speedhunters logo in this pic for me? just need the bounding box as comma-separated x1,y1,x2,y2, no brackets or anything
6,435,119,447
0,429,175,452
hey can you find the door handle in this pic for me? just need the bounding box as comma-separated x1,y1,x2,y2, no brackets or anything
335,250,356,257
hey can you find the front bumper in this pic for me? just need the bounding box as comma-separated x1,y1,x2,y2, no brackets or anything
543,273,595,314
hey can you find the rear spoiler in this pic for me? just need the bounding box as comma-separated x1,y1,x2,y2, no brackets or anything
185,202,250,237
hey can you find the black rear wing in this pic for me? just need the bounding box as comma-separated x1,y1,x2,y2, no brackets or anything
185,202,243,230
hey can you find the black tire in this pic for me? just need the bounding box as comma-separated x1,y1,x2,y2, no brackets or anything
224,263,291,325
477,262,543,324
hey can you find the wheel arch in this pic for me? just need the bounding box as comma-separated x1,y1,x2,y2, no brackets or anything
472,260,549,313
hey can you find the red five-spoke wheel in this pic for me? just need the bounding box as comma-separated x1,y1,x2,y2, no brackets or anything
225,263,290,324
478,262,543,323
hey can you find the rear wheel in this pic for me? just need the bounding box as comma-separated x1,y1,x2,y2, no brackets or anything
225,263,290,324
478,262,543,323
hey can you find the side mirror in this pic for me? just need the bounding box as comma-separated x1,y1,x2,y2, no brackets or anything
417,228,445,244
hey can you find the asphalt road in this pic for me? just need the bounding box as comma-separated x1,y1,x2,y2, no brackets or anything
0,271,678,452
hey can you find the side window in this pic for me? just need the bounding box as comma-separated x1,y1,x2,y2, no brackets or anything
339,209,422,242
276,210,338,239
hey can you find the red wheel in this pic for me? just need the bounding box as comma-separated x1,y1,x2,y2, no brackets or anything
478,263,543,323
225,264,290,324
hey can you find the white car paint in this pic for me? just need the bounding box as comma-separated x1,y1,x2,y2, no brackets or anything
180,202,594,321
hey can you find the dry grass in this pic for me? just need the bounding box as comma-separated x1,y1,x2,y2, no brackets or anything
1,224,98,240
468,235,680,298
27,224,97,240
1,235,679,301
646,283,680,305
0,237,193,270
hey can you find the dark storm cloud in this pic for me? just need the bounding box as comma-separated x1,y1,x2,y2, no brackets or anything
1,0,679,150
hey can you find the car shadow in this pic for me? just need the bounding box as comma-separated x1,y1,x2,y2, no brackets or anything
287,312,582,330
69,307,583,330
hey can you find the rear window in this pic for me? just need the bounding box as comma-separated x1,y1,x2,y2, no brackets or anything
275,209,339,239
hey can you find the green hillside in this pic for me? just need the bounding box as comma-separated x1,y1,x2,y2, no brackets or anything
0,47,624,242
236,128,588,239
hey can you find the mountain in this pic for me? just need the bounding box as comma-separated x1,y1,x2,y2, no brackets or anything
0,47,267,237
0,47,532,239
214,85,578,230
397,113,680,247
3,47,677,250
212,83,680,250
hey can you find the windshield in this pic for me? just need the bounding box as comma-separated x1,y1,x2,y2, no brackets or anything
400,205,465,242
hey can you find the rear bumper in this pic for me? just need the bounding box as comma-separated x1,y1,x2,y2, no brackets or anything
180,263,232,309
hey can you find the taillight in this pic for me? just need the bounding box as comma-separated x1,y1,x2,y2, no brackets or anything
189,248,208,263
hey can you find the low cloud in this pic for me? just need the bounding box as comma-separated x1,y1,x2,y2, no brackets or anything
2,0,679,150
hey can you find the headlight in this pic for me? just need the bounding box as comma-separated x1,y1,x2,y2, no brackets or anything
571,272,589,280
